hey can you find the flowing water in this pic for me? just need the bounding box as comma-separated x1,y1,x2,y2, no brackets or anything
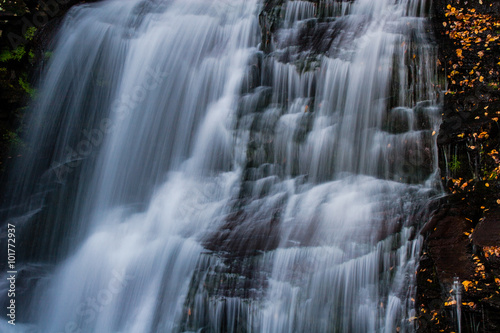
0,0,441,332
453,277,462,333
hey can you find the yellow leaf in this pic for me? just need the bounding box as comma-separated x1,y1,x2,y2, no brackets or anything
478,131,489,139
462,280,473,291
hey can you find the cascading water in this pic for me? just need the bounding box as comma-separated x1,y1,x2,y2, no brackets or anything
453,277,462,333
0,0,442,332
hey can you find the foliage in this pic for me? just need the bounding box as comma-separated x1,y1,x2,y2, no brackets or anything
448,154,461,172
18,75,35,96
24,26,36,41
0,46,26,62
0,25,36,163
443,4,500,90
2,130,24,148
429,2,500,331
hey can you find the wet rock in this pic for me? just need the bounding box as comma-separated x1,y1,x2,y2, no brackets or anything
414,101,438,131
472,208,500,247
427,213,476,282
384,107,412,134
238,87,274,118
259,0,286,53
180,253,269,332
293,112,314,142
204,200,284,257
240,51,263,94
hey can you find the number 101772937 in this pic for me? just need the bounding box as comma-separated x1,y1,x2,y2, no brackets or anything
7,224,16,271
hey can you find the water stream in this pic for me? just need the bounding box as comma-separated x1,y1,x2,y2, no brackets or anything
1,0,441,332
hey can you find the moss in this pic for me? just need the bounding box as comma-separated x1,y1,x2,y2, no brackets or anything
18,75,35,97
2,130,24,149
24,27,36,41
44,51,53,60
0,46,26,62
449,155,462,172
0,26,36,62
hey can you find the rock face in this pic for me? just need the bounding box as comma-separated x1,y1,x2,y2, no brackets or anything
416,0,500,332
428,212,477,282
259,0,500,331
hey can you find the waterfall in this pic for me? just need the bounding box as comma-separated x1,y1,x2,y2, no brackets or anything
453,277,462,333
0,0,441,332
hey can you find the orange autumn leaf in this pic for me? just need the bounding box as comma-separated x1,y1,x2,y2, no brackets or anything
462,280,474,291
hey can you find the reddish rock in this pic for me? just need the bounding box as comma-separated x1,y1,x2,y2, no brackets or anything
427,215,476,282
472,208,500,247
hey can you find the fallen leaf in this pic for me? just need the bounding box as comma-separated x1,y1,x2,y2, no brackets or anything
462,280,473,291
